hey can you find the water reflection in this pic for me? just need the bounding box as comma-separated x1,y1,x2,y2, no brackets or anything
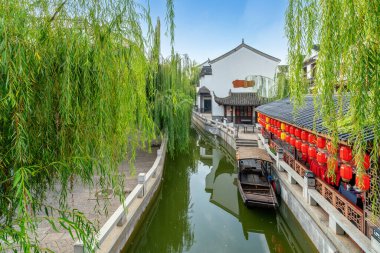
123,129,317,253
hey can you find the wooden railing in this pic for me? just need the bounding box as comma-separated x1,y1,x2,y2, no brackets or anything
282,150,365,233
315,178,364,232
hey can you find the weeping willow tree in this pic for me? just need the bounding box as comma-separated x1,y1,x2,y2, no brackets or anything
0,0,195,252
275,65,290,99
286,0,380,216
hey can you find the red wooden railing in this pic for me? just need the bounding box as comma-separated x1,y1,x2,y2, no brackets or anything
282,149,365,232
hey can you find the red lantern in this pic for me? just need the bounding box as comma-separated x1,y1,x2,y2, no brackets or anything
308,146,317,159
364,154,371,170
286,135,290,143
294,128,301,138
317,137,326,149
301,153,308,161
301,143,309,154
327,157,339,171
277,121,281,128
290,137,296,147
301,131,308,141
326,141,337,154
289,126,294,135
354,153,371,170
308,134,316,145
340,164,353,182
285,124,289,132
339,146,352,162
277,130,281,138
296,140,302,150
317,151,327,164
355,174,370,191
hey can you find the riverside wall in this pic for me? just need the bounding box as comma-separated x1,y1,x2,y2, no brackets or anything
192,111,378,253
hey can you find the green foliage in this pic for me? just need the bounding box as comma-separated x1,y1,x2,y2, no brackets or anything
0,0,195,251
275,65,290,99
286,0,380,215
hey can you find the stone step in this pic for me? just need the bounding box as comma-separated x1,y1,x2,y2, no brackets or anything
236,143,259,147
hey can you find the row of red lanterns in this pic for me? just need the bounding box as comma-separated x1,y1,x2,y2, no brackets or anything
259,113,371,191
259,114,371,168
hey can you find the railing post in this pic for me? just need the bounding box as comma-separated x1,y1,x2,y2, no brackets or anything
303,170,315,202
276,148,284,171
73,241,84,253
138,173,146,198
117,209,127,226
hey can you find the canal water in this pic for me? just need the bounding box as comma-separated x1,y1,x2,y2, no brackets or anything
123,129,317,253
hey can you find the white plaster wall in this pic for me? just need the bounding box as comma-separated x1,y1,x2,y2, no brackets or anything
197,46,279,117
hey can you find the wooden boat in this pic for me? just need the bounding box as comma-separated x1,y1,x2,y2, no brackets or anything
237,147,278,208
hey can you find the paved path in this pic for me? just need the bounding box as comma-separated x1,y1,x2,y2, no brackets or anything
37,147,159,253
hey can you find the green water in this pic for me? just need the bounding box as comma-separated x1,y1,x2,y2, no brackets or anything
123,130,318,253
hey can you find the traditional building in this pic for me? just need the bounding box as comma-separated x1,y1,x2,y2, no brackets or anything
196,40,281,124
256,96,380,248
303,44,319,88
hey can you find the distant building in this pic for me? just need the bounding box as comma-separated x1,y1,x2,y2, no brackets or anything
196,40,280,124
303,44,319,88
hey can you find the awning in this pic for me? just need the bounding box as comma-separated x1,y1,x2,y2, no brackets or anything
237,147,273,162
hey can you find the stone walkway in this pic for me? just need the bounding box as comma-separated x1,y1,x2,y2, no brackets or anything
37,147,159,253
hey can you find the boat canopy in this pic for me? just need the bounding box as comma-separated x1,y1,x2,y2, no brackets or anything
237,147,272,163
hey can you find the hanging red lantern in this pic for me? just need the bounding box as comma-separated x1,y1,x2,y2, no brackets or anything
301,143,309,154
327,156,339,171
290,137,296,147
317,151,327,164
326,141,337,154
308,134,316,145
294,128,301,138
301,153,308,161
354,153,371,170
355,174,370,191
286,135,290,143
301,131,309,141
277,121,281,128
277,130,281,138
363,154,371,170
285,124,289,132
290,126,294,135
296,139,302,150
308,146,317,159
340,164,353,182
317,137,326,149
339,146,352,162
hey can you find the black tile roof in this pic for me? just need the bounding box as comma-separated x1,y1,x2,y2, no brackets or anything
198,86,211,94
209,42,281,64
214,92,266,106
255,95,374,143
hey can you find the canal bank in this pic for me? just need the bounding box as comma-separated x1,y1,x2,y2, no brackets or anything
123,128,317,253
73,139,168,253
192,111,376,252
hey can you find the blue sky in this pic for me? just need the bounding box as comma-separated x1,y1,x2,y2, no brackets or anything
148,0,288,64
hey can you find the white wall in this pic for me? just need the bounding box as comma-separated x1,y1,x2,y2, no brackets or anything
198,46,279,117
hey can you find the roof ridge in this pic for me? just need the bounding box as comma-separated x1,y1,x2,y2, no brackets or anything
205,42,280,65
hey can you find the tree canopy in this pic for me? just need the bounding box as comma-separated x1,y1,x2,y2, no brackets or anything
286,0,380,215
0,0,196,251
